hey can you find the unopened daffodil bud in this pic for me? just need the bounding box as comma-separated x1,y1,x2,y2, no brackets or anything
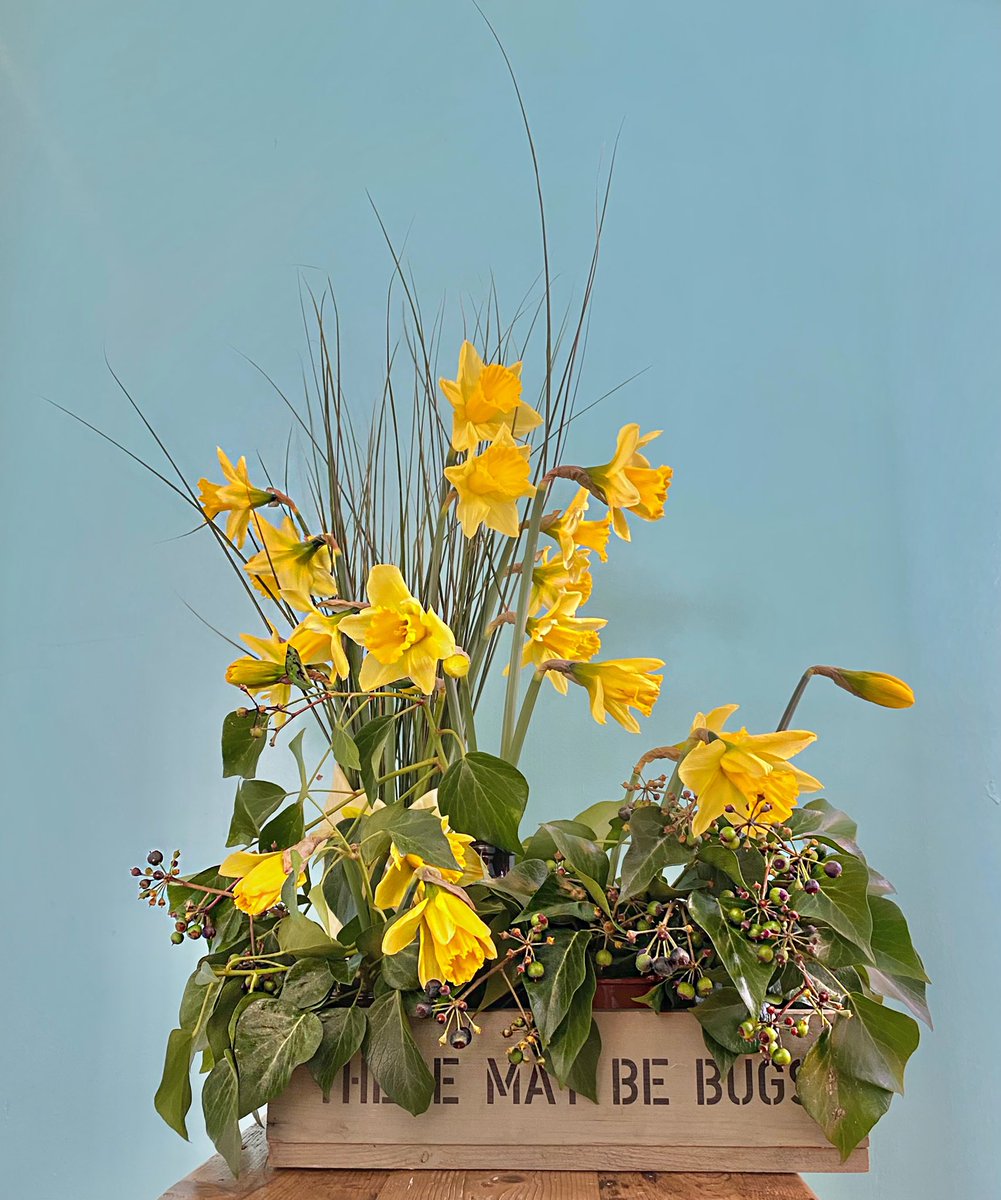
442,649,471,679
814,666,914,709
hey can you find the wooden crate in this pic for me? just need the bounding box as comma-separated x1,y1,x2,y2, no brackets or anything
267,1010,867,1172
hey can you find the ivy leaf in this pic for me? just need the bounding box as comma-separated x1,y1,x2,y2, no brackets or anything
308,1007,367,1100
481,859,551,903
696,844,766,890
226,780,287,847
834,993,920,1094
362,990,434,1115
280,959,335,1010
868,896,928,982
234,998,323,1117
523,820,596,862
221,709,269,779
202,1053,242,1176
793,854,874,962
276,911,337,954
796,1027,893,1160
526,930,590,1042
358,805,459,870
381,941,422,991
539,822,609,887
439,752,528,853
863,967,932,1028
543,961,597,1086
618,806,689,899
564,1018,601,1103
571,800,622,846
691,986,754,1053
258,803,304,852
787,798,864,858
154,1028,194,1139
687,888,774,1015
354,714,396,802
331,724,361,771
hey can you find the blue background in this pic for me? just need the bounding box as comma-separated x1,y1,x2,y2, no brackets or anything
2,3,999,1197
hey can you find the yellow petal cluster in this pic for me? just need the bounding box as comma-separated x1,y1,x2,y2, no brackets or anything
444,428,536,539
587,425,673,540
338,565,458,695
816,667,915,709
198,448,278,549
568,658,664,733
542,488,612,565
225,620,333,726
219,850,306,916
530,546,593,615
678,705,822,836
522,593,606,691
244,516,339,609
439,341,542,452
382,884,497,986
374,818,484,910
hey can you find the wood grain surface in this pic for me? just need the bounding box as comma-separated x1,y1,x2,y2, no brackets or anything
157,1125,821,1200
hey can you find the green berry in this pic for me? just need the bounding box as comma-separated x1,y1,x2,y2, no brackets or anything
720,889,736,901
507,1047,524,1064
545,859,558,872
595,948,613,968
756,945,775,963
646,901,661,917
727,907,745,924
676,981,696,1001
170,931,184,945
763,920,782,933
796,1019,810,1038
635,952,653,974
526,960,545,980
771,1047,792,1067
739,1019,756,1039
748,924,763,939
636,918,652,931
696,976,714,996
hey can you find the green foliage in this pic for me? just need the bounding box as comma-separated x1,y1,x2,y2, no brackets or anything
358,804,459,869
362,990,434,1115
438,752,528,852
796,1027,894,1161
617,805,689,898
227,780,286,847
221,709,268,779
202,1053,242,1175
233,999,323,1116
154,1028,195,1139
308,1007,367,1100
687,888,774,1015
525,930,590,1043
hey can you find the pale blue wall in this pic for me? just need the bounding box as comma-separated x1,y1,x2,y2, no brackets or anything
2,3,998,1197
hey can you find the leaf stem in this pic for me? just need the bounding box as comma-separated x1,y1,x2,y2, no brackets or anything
500,488,548,759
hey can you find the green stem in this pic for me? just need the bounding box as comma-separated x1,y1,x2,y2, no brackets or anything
467,538,517,687
507,671,543,767
500,488,548,759
777,668,817,731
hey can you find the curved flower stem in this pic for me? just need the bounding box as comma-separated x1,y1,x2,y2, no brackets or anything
777,668,817,731
500,487,549,759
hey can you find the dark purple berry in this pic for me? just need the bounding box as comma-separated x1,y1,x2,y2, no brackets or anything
449,1027,473,1049
824,861,843,879
804,879,821,894
147,850,164,866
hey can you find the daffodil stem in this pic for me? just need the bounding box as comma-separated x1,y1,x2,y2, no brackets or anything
500,488,549,760
467,538,517,688
777,668,817,731
507,672,543,767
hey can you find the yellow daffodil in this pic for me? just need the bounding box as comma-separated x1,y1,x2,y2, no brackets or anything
337,565,457,694
439,341,543,452
299,606,351,680
374,818,484,910
542,488,612,565
219,849,306,916
565,658,665,732
520,593,606,692
444,428,536,539
679,705,822,836
587,425,673,540
530,546,593,614
814,666,915,709
225,620,331,725
383,884,496,986
197,448,283,549
243,516,339,609
442,649,471,679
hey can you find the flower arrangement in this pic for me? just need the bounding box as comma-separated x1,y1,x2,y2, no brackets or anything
132,288,925,1175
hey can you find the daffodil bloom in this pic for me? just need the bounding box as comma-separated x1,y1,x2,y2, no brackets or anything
197,448,282,549
219,849,306,916
542,488,612,565
530,546,593,614
243,516,339,609
225,620,331,725
299,606,351,680
520,593,606,692
374,818,484,910
383,884,496,987
444,428,536,539
337,565,458,694
587,425,673,540
814,666,915,709
439,341,543,452
567,658,664,733
679,705,822,837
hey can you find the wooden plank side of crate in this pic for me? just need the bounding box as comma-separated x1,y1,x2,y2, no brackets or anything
267,1011,867,1173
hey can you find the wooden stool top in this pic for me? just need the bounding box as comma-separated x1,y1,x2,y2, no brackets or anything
158,1126,820,1200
